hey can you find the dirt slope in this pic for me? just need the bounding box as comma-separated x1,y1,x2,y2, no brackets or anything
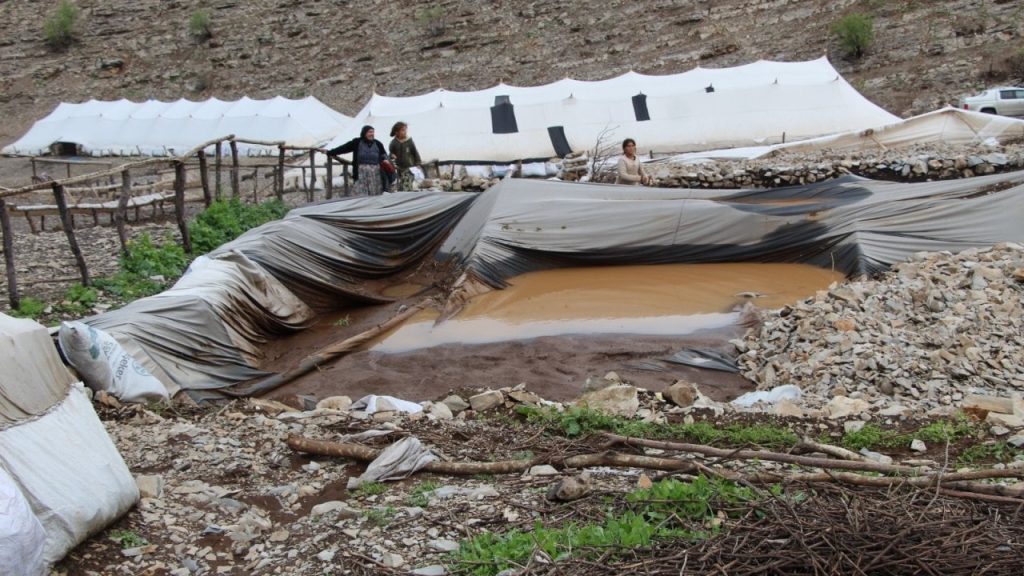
1,0,1022,149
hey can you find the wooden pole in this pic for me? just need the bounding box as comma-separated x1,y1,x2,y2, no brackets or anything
214,141,223,200
308,149,316,203
174,162,192,254
277,146,285,200
0,199,20,309
30,159,37,180
197,150,211,207
51,183,89,286
343,165,350,197
252,167,259,203
325,155,333,199
115,170,130,254
230,140,240,199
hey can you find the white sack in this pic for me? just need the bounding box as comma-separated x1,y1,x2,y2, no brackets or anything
347,437,438,489
350,395,423,414
0,385,138,565
57,322,168,402
731,385,802,408
0,467,46,576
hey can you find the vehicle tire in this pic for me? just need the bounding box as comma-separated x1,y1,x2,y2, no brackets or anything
980,108,997,114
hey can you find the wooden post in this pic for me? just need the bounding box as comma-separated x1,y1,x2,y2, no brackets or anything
308,149,316,203
215,141,223,200
230,139,240,199
197,149,212,207
51,183,90,286
343,165,350,197
325,155,334,199
65,162,71,179
0,199,20,309
115,170,130,254
252,167,259,203
30,159,37,180
277,146,285,200
174,162,192,253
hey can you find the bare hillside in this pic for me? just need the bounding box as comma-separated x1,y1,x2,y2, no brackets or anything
0,0,1022,148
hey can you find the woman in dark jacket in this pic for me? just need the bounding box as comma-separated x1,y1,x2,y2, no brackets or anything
325,125,390,196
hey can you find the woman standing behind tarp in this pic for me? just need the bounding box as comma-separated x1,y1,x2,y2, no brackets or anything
615,138,651,185
388,121,422,191
325,125,389,196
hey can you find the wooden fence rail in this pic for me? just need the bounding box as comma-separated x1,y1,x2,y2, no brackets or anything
1,136,351,309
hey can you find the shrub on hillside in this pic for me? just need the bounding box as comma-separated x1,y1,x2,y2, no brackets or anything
43,0,79,50
189,9,212,40
832,13,874,60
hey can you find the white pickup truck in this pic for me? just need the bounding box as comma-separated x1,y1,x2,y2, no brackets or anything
960,87,1024,117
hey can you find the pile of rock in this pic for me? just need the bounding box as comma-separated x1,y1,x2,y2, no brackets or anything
737,243,1024,421
651,143,1024,189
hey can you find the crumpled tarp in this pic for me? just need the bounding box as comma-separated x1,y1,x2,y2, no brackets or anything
437,172,1024,288
347,437,438,489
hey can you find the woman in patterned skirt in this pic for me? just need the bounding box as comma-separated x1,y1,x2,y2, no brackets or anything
325,125,389,196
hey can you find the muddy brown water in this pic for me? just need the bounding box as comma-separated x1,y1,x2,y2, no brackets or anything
263,263,843,406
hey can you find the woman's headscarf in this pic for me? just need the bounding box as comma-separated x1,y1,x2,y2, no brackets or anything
360,125,374,141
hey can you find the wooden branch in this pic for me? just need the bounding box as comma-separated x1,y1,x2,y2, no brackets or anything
325,155,334,199
0,198,20,308
601,433,919,475
276,147,285,200
173,162,191,253
215,141,223,201
230,140,240,199
197,150,211,207
793,438,872,462
52,183,89,286
115,170,130,253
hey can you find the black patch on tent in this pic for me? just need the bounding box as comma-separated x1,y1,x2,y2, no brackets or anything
632,93,650,121
547,126,572,157
490,96,519,134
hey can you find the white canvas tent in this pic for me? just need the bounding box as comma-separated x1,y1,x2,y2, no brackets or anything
325,57,899,163
0,314,137,569
2,96,351,157
662,108,1024,162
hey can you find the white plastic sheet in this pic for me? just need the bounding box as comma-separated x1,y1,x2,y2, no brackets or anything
731,385,803,408
0,467,46,576
347,437,438,488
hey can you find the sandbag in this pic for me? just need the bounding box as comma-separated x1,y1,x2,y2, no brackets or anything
57,322,168,403
0,467,46,576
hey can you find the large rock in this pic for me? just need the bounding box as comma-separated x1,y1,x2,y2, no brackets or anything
469,390,504,412
826,396,869,420
577,385,640,418
663,381,698,408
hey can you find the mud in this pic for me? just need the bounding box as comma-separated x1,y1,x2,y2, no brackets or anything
261,263,842,406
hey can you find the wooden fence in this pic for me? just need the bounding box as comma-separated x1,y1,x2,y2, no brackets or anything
0,135,351,308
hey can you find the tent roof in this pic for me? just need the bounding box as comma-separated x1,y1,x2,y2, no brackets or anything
328,57,899,163
2,96,351,157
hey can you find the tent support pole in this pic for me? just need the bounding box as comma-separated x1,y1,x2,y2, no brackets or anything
276,146,285,200
197,150,211,207
325,156,333,199
308,149,316,203
115,170,130,254
0,198,20,309
214,141,223,200
52,183,89,286
174,162,192,254
230,140,240,199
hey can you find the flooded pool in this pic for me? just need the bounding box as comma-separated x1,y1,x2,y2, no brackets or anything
373,263,844,352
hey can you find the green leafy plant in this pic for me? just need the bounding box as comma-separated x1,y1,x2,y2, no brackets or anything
10,297,47,319
363,506,397,526
109,529,147,548
189,9,213,40
188,198,287,255
958,442,1022,466
832,13,874,59
333,315,351,327
43,0,79,50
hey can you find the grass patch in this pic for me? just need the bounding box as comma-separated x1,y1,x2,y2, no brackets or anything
841,418,980,451
957,442,1022,466
43,0,79,50
188,9,212,40
333,315,350,327
352,481,388,498
108,529,147,548
406,480,440,507
453,476,762,575
517,406,797,448
363,506,397,527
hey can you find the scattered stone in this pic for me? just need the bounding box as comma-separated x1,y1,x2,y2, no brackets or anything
990,425,1011,437
469,390,505,412
1007,435,1024,448
664,381,698,408
310,501,359,518
577,385,640,418
910,439,927,452
441,395,470,413
774,399,804,418
827,397,869,420
428,539,460,552
859,449,894,465
987,413,1024,429
412,566,448,576
316,396,352,411
135,474,164,499
527,465,559,476
545,473,592,502
381,552,404,568
429,402,454,420
844,420,867,434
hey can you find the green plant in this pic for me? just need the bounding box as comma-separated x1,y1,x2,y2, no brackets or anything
109,529,147,548
43,0,79,50
10,297,47,319
363,506,397,526
406,481,440,507
957,442,1022,466
334,315,350,327
353,481,388,498
188,198,287,255
452,476,761,575
189,9,212,40
832,13,874,59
